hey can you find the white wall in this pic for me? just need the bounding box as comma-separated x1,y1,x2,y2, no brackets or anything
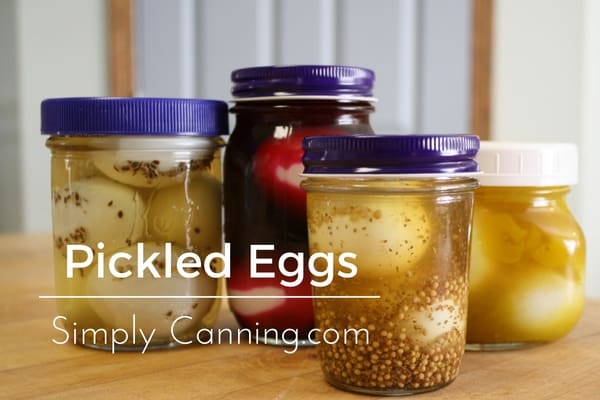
580,0,600,299
0,0,21,232
137,0,472,134
492,0,599,298
12,0,108,232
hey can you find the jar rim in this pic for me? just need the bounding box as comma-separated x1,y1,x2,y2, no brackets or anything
45,135,225,150
230,95,378,103
301,172,481,179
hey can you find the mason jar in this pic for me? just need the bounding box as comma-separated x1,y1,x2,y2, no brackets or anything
301,134,480,395
467,141,586,350
224,65,376,345
43,97,228,351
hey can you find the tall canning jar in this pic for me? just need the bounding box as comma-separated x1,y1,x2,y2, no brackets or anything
301,135,480,396
43,97,228,351
224,65,376,345
467,142,586,350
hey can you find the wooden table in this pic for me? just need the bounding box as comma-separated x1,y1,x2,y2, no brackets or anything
1,233,599,399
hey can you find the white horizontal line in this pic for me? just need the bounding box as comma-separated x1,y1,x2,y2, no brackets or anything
39,295,380,299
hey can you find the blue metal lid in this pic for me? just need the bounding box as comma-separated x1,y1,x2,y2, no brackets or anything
41,97,229,136
302,134,480,174
231,65,375,98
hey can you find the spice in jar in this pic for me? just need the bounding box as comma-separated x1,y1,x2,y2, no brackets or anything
43,97,228,351
467,141,585,350
301,134,480,395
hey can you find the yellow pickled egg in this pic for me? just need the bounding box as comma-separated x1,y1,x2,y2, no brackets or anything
469,207,527,291
529,235,571,270
522,206,581,239
404,300,463,344
308,195,431,275
94,149,211,188
468,244,496,293
475,209,527,264
508,271,584,340
147,175,222,253
469,209,500,291
86,242,218,338
52,177,145,255
523,210,585,279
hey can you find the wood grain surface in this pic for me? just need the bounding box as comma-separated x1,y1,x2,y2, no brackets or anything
0,233,598,399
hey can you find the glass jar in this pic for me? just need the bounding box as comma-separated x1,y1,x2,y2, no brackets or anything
467,142,585,350
224,65,376,345
43,97,228,351
301,135,480,396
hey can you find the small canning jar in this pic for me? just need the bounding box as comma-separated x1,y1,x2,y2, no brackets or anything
301,135,480,396
467,142,585,350
224,65,376,345
43,97,228,351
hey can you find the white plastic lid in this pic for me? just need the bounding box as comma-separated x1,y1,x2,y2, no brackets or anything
476,141,578,187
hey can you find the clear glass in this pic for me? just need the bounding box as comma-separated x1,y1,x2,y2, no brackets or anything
467,186,585,350
224,99,374,346
302,176,478,395
47,135,224,351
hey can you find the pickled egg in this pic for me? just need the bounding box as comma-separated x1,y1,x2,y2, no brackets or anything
51,156,98,188
475,209,527,264
94,150,211,188
507,271,584,340
52,177,145,255
469,207,529,290
86,242,218,338
147,175,222,253
53,252,102,327
468,246,496,293
308,195,431,275
404,300,463,344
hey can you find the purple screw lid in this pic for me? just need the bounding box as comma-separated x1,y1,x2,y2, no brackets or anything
231,65,375,98
302,134,480,174
41,97,229,136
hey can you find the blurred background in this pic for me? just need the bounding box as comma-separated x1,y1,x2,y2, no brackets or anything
0,0,598,297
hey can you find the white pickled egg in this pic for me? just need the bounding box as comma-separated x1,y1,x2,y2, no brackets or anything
94,150,212,188
147,175,222,254
227,286,286,316
53,252,103,326
308,196,431,275
52,177,145,255
86,242,218,338
508,271,584,339
404,300,463,344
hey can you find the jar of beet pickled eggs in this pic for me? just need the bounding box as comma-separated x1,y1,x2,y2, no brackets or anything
301,134,480,395
467,142,586,350
224,65,376,346
43,97,228,351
